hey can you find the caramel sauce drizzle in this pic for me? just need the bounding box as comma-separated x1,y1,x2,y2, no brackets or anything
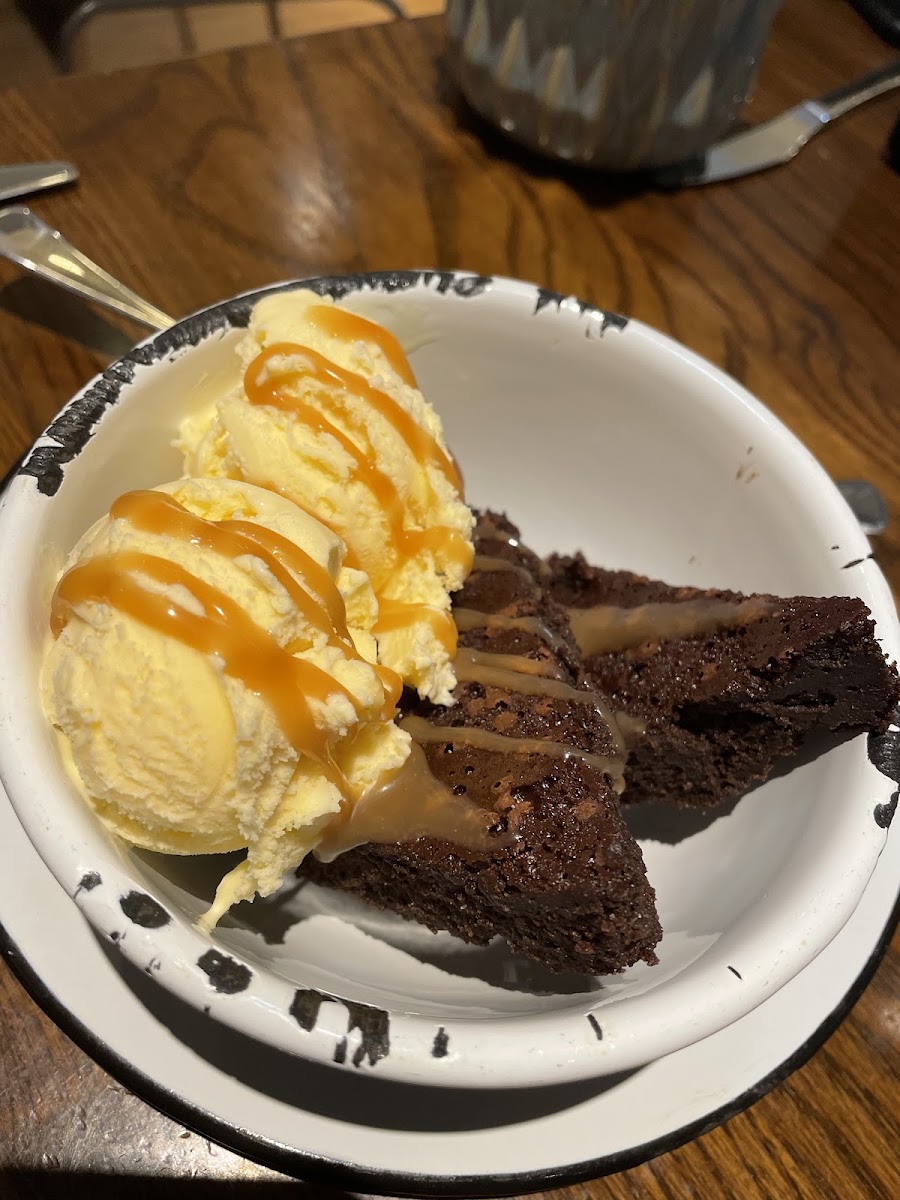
248,336,463,497
471,554,537,586
567,598,769,657
108,490,402,715
375,599,458,658
307,306,459,499
246,346,406,544
51,550,350,779
307,303,418,388
111,490,351,647
243,341,473,654
454,645,565,682
453,550,628,770
615,711,647,747
315,742,501,861
401,715,623,782
306,310,468,505
405,524,473,573
453,607,566,651
473,514,517,543
453,646,625,756
51,490,505,855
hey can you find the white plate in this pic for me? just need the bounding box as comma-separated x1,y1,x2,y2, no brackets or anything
1,765,897,1195
0,272,897,1091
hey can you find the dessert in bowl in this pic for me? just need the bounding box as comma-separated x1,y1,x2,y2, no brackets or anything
0,271,896,1088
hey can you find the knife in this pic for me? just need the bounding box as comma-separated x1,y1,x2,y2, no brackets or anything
659,59,900,186
0,162,78,204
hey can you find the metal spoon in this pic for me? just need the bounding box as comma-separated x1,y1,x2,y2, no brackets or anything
0,207,888,535
0,206,173,330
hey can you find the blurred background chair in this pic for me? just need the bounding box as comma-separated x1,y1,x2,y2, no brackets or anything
7,0,444,76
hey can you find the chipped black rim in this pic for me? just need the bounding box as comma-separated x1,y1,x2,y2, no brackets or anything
1,889,896,1197
13,270,632,500
17,271,496,497
868,704,900,829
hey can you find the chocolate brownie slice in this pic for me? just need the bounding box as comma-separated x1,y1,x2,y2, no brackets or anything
548,554,900,808
304,516,661,976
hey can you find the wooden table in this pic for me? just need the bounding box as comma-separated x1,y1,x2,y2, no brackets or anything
1,1,898,1196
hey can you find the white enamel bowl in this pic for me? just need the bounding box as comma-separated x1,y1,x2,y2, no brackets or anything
0,272,896,1089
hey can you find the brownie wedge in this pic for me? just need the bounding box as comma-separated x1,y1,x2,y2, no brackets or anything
548,554,900,808
304,515,661,977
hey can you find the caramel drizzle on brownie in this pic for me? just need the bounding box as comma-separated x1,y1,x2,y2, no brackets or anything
315,742,506,860
453,647,626,751
470,555,537,585
401,716,624,785
566,597,772,656
453,607,566,652
615,711,647,747
432,520,627,781
454,645,566,681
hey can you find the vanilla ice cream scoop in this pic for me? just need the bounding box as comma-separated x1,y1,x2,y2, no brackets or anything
42,477,410,928
179,290,474,704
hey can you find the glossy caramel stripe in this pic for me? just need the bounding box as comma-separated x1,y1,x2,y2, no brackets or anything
52,550,350,773
244,341,471,649
453,605,567,651
316,741,502,860
401,715,623,781
567,598,771,656
110,489,402,712
454,644,565,682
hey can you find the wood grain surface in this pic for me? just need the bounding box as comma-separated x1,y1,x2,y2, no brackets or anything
0,1,898,1197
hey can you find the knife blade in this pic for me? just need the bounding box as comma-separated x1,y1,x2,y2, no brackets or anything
658,59,900,186
0,162,78,204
